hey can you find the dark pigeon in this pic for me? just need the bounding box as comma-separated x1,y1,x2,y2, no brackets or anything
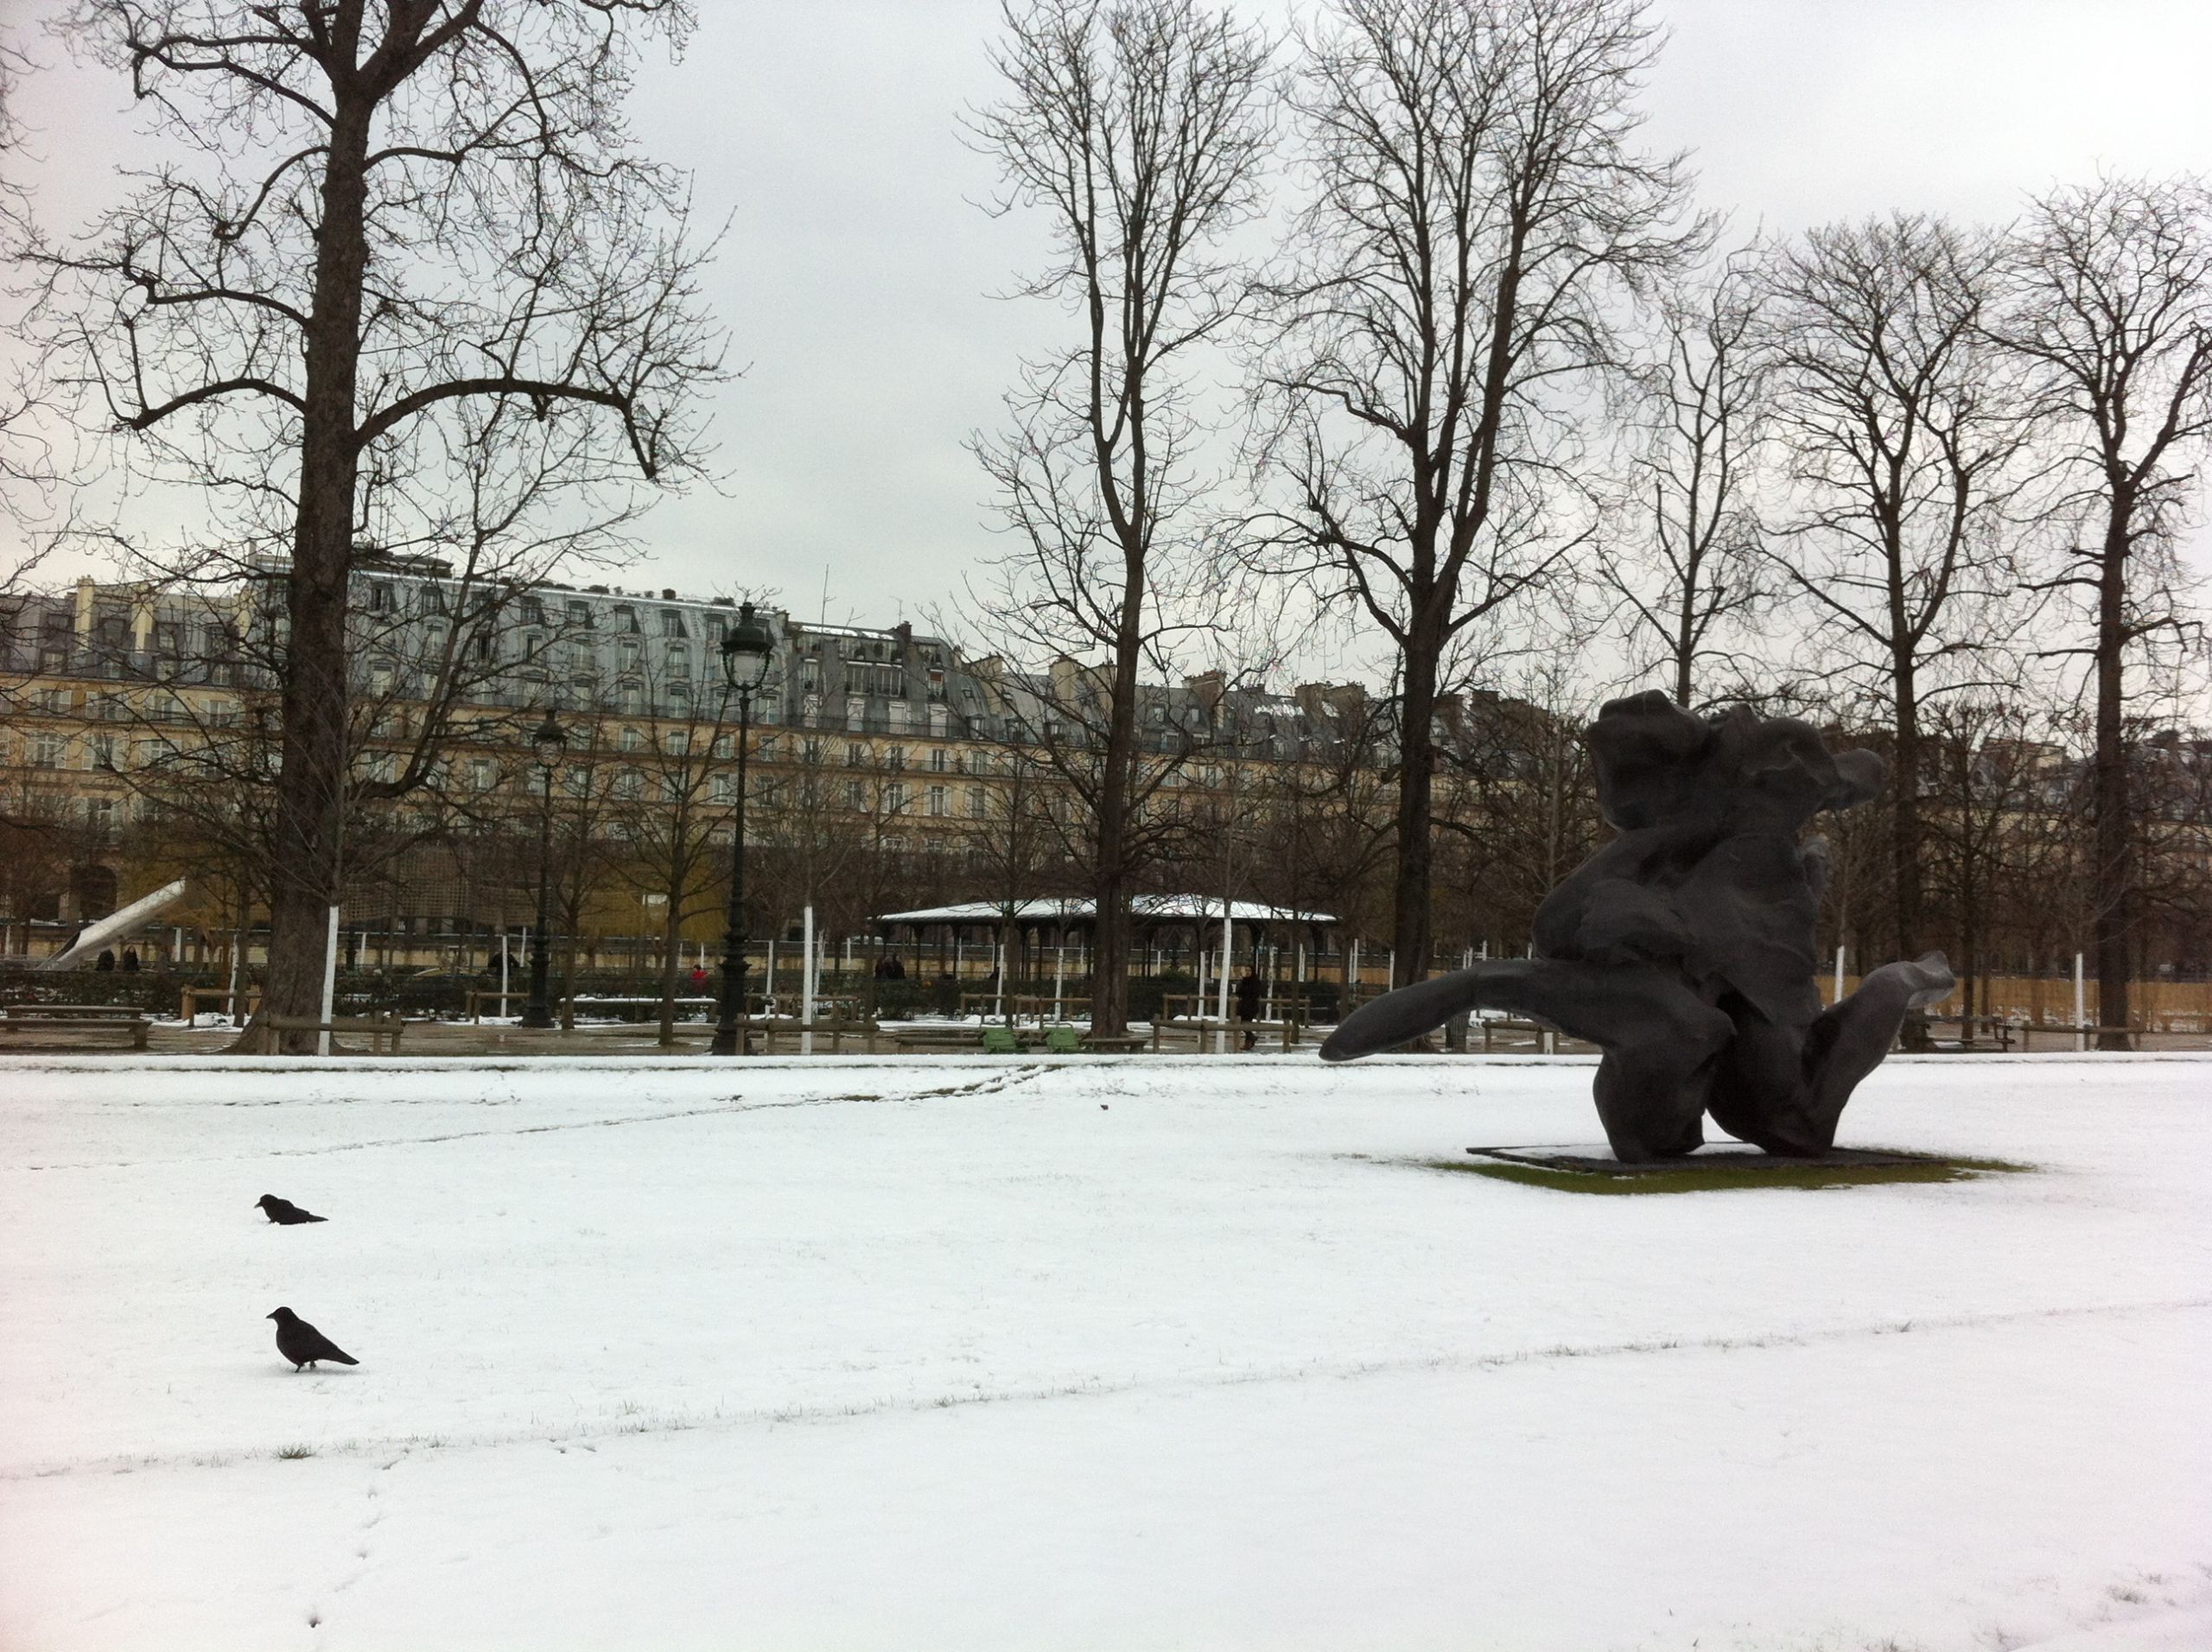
267,1306,359,1370
256,1195,326,1225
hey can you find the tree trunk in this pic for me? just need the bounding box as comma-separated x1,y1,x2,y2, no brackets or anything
239,90,375,1055
1089,548,1147,1037
2092,502,2133,1050
657,900,681,1047
1389,627,1440,989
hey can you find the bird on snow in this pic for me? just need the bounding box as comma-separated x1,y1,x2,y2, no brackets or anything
255,1194,327,1225
267,1306,359,1371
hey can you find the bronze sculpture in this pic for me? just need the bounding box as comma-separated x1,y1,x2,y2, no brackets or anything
1320,690,1955,1161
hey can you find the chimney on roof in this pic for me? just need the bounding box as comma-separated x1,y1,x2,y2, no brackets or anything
661,588,676,600
1184,669,1225,718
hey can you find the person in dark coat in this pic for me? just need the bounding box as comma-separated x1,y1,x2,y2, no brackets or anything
95,948,116,971
1235,969,1263,1051
122,948,141,972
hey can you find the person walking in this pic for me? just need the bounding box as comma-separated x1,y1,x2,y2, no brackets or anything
1235,969,1262,1052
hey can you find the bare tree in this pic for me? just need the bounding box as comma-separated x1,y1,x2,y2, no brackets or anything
1758,214,2034,971
605,670,741,1045
1603,244,1770,706
38,1,722,1049
966,0,1274,1034
1986,175,2212,1046
0,30,64,643
1249,0,1702,988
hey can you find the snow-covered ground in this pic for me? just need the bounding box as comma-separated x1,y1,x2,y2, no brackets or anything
1,1052,2206,1651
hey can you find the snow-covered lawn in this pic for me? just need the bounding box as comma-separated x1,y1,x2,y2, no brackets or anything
1,1052,2206,1650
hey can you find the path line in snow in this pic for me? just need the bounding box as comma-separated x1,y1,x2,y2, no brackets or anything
11,1066,1052,1172
15,1293,2205,1483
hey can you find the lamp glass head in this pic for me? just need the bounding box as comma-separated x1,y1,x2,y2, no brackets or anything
531,709,565,769
721,601,775,691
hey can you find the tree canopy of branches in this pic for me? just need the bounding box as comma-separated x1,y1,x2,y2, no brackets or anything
1987,175,2212,1046
39,0,722,1048
1758,213,2033,968
966,0,1273,1034
1604,245,1769,706
1250,0,1701,988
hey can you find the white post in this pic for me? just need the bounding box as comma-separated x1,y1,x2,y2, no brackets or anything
994,938,1007,1022
1347,937,1360,1001
1053,931,1066,1022
1387,945,1396,986
1834,945,1845,1006
801,904,816,1056
499,928,510,1010
1215,912,1233,1054
765,937,777,1017
226,926,243,1025
318,905,340,1057
2074,951,2086,1052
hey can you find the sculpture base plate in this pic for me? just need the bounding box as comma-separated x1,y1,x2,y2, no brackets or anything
1469,1143,1951,1175
1449,1143,2026,1195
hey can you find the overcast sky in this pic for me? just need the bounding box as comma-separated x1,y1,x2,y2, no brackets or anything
9,0,2211,636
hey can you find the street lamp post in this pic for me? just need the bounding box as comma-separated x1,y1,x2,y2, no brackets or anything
712,602,777,1056
520,709,565,1029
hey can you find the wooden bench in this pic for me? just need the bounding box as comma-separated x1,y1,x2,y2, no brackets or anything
1079,1032,1149,1053
0,1004,152,1050
885,1026,987,1054
254,1013,407,1055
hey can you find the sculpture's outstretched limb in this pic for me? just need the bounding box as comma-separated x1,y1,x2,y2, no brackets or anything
1789,951,1955,1150
1701,953,1953,1155
1320,960,1735,1161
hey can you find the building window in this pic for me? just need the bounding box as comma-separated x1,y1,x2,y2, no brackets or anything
845,779,865,810
30,733,66,768
620,726,644,752
803,738,823,765
846,741,864,766
566,599,593,627
90,734,117,771
369,581,394,613
966,787,987,817
887,745,906,770
468,758,496,791
930,747,947,772
615,767,643,799
661,610,687,638
564,765,590,797
886,782,907,814
613,605,639,634
927,785,947,816
712,772,734,804
666,645,690,677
